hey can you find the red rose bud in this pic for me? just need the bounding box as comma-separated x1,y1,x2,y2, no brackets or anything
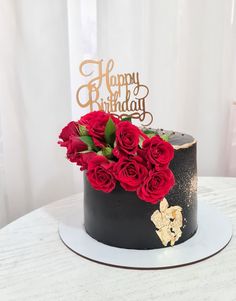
87,155,116,193
78,111,105,127
68,136,88,153
113,121,141,158
142,135,174,169
114,156,148,191
137,169,175,204
66,136,88,163
58,121,79,145
78,111,101,128
58,122,89,166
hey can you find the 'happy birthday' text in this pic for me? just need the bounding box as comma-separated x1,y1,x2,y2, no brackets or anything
76,59,153,125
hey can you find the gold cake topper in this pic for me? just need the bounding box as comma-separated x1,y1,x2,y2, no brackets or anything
76,59,153,126
151,198,183,247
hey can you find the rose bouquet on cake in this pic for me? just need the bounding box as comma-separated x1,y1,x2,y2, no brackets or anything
58,111,175,204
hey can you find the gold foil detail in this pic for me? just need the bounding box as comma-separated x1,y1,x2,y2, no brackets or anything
76,59,153,126
151,198,183,247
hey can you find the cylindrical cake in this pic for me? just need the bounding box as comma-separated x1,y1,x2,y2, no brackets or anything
84,131,197,249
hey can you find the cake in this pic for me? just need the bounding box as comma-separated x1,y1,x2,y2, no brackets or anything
58,111,198,250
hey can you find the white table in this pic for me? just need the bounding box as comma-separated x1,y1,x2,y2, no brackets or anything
0,177,236,301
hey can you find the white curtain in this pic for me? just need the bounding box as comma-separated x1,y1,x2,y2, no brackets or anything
1,0,236,227
0,0,77,227
95,0,236,176
69,0,236,176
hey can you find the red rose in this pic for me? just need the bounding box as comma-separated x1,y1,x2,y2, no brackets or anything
113,121,141,158
87,155,116,192
78,111,103,127
65,136,88,163
68,136,87,153
79,111,120,148
137,169,175,204
58,122,89,165
77,152,97,170
114,156,148,191
58,121,79,146
141,135,174,169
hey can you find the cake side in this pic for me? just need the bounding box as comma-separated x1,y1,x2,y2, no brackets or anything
84,130,198,249
167,138,197,245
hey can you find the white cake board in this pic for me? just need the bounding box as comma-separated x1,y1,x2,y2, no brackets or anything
58,200,232,269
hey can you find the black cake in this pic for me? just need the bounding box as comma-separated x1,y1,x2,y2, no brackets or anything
84,130,197,249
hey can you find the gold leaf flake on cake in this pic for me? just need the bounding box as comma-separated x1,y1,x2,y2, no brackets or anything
150,198,183,247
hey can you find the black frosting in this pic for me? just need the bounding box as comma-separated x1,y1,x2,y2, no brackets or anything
84,131,197,249
149,128,195,146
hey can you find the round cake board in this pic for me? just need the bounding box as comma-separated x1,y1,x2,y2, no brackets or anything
58,200,232,269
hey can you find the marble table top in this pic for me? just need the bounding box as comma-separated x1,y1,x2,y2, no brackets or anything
0,177,235,301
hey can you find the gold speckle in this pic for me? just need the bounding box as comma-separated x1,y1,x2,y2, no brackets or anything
151,198,183,247
190,175,198,193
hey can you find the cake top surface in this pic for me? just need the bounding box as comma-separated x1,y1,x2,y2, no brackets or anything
146,129,196,149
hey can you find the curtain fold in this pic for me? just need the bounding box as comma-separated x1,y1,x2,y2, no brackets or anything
0,0,76,227
95,0,236,175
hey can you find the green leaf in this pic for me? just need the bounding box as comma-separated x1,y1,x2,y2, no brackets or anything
105,118,116,145
79,125,88,136
161,134,169,142
142,129,156,135
147,133,156,138
142,129,157,138
139,136,144,148
121,116,132,122
79,136,99,151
